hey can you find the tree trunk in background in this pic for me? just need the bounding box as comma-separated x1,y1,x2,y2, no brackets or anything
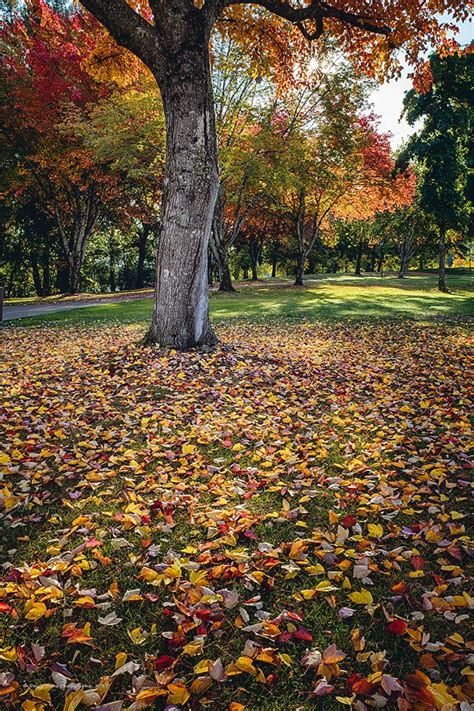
249,237,261,281
145,39,218,348
218,251,235,292
368,247,376,272
398,240,408,278
210,234,236,292
41,248,51,295
271,258,277,278
294,254,304,286
136,223,151,289
438,228,448,292
56,257,70,294
307,255,317,275
54,185,99,294
377,247,384,278
30,253,43,296
354,237,363,275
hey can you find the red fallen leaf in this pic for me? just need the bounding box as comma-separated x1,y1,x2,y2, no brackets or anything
143,593,160,603
411,556,425,570
348,672,362,688
293,626,313,641
352,678,377,695
155,654,176,671
0,602,15,615
266,673,278,685
85,537,103,548
385,619,408,636
195,608,212,621
392,581,409,595
342,514,357,528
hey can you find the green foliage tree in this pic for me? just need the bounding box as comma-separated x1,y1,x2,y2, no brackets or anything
398,49,473,292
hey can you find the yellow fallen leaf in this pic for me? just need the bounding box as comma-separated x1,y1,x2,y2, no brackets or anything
235,656,257,676
25,601,47,621
127,626,148,645
166,683,190,705
32,684,54,703
182,444,196,455
349,589,373,605
368,523,383,538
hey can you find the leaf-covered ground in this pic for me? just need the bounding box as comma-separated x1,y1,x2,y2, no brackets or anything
0,320,473,710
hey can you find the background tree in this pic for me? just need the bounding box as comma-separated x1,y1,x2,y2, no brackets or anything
397,49,473,292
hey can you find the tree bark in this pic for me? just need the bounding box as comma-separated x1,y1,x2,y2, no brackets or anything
136,223,150,289
248,237,262,281
354,237,363,276
294,254,304,286
210,232,236,292
368,247,376,272
377,247,384,276
398,241,408,278
53,185,99,294
438,228,448,292
271,258,277,278
30,253,43,296
41,248,51,296
145,39,219,349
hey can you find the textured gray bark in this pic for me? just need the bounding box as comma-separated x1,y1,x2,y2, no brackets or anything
145,39,219,348
438,228,448,292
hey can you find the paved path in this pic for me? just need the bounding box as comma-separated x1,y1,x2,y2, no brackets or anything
3,293,153,321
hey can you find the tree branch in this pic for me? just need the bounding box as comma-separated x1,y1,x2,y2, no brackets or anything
221,0,391,37
79,0,158,67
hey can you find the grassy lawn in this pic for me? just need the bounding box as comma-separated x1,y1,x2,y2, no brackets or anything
5,273,473,326
0,279,473,710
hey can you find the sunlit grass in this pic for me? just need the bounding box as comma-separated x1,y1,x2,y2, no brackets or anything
3,274,472,327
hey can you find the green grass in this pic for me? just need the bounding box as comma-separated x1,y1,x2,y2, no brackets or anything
5,273,472,327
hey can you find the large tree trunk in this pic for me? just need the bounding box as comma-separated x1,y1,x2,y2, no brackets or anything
145,42,218,349
438,228,448,292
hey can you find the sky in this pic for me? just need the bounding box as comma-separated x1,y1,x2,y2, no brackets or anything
370,19,472,149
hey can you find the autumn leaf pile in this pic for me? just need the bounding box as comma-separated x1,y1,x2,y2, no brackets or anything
0,321,473,710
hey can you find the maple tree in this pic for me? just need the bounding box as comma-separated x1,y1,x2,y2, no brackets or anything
77,0,468,348
0,1,165,294
0,2,112,293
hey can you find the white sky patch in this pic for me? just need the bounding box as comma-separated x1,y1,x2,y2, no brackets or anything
370,19,472,150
